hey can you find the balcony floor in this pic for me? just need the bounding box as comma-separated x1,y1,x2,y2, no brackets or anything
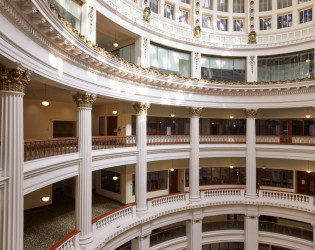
24,190,121,250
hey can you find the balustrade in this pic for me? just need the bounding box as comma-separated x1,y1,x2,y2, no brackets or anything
259,190,314,206
147,135,190,145
199,135,246,144
201,188,244,199
148,193,188,209
48,230,79,250
92,136,136,150
256,136,280,144
24,137,78,161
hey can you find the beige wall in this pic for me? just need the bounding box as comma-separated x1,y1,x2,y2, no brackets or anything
24,185,53,210
24,99,77,139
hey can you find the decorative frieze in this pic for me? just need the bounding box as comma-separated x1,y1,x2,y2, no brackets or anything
244,109,257,118
72,93,96,108
0,66,31,93
188,107,202,117
133,103,150,115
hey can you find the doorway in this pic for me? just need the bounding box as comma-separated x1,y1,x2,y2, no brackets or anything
280,119,292,143
107,116,117,136
169,169,178,194
99,116,105,136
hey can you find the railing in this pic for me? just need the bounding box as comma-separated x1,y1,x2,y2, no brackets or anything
147,135,190,145
24,137,78,161
148,192,188,209
48,230,79,250
201,188,244,199
259,190,314,206
259,221,313,241
150,225,186,247
92,136,136,150
93,204,135,231
256,136,280,144
202,220,244,232
292,136,315,145
200,135,246,144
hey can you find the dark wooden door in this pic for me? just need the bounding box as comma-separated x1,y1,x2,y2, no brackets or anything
107,116,117,136
297,171,309,195
169,169,178,194
99,116,105,136
280,119,292,143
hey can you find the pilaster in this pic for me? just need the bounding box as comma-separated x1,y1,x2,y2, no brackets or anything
133,102,150,216
188,107,202,202
81,0,96,44
244,109,258,199
247,55,257,82
0,66,31,250
192,50,201,79
135,36,150,68
73,92,96,247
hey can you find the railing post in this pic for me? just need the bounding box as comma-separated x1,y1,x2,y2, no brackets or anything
0,66,31,250
133,103,150,216
73,93,96,247
188,107,202,202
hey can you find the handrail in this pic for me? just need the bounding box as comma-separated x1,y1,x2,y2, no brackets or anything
48,230,80,250
147,135,190,145
92,135,136,150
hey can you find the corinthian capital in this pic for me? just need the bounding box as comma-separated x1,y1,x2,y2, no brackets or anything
133,102,150,115
0,66,31,93
188,107,202,117
72,92,96,108
244,109,257,118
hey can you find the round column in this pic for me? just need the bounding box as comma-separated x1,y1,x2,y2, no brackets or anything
133,103,150,216
188,107,202,202
0,66,31,250
244,109,258,199
245,214,259,250
73,93,96,247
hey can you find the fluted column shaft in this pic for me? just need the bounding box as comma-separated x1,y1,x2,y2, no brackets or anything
133,103,150,216
189,107,202,202
73,93,95,247
0,66,30,250
245,109,258,198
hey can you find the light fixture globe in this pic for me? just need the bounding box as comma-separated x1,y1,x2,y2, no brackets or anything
42,196,50,202
41,100,49,106
113,42,119,47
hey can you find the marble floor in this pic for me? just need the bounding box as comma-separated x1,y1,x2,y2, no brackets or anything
24,190,121,250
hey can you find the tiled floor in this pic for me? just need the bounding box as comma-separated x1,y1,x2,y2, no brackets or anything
24,190,121,250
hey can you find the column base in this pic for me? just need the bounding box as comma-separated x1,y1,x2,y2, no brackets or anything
136,207,148,217
189,195,201,203
79,233,93,249
245,193,258,199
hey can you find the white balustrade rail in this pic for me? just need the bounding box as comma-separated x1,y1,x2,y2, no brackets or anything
259,190,314,207
50,230,79,250
148,193,188,209
147,135,190,145
200,135,246,144
292,136,315,145
256,136,280,144
201,188,245,199
94,205,134,231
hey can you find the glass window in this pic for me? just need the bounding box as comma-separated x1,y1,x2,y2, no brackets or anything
282,170,293,188
230,168,239,184
299,0,311,2
258,50,314,82
200,168,212,185
259,0,272,11
260,17,271,30
300,8,312,24
292,119,303,136
203,0,213,9
258,169,293,188
181,0,190,3
212,168,221,184
150,0,159,14
179,9,189,24
217,0,228,12
101,170,121,194
240,168,246,184
260,169,271,186
233,19,244,31
277,0,292,9
277,13,292,29
271,169,282,187
147,171,168,192
202,16,212,29
150,43,191,77
233,0,244,13
50,0,81,31
221,168,229,184
217,18,228,31
111,44,135,63
304,119,315,136
164,4,174,20
201,56,246,82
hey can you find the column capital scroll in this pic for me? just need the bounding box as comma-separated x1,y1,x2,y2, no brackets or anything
188,107,202,117
133,102,150,114
72,92,96,108
0,66,31,93
244,109,257,118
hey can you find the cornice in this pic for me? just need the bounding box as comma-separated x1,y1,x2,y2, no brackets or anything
1,0,315,99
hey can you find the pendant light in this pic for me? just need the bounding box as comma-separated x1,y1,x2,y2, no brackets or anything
113,30,119,48
41,85,49,106
306,161,311,173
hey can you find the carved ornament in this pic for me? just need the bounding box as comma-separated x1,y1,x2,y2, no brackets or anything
244,109,257,118
133,103,150,114
0,66,31,93
72,92,96,108
188,107,202,117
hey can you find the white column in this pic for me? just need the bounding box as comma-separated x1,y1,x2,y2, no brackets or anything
133,103,150,216
186,211,203,250
131,234,150,250
247,55,258,82
313,224,315,250
192,50,201,79
188,107,202,202
135,36,150,68
245,214,259,250
245,109,258,199
0,67,31,250
81,1,96,44
73,93,96,247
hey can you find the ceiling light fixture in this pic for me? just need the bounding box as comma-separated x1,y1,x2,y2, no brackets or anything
306,161,311,173
306,115,311,118
229,158,234,168
229,115,234,119
113,30,119,47
170,168,175,172
112,176,118,181
42,196,50,202
171,114,175,117
306,59,311,63
112,110,118,115
41,85,49,107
